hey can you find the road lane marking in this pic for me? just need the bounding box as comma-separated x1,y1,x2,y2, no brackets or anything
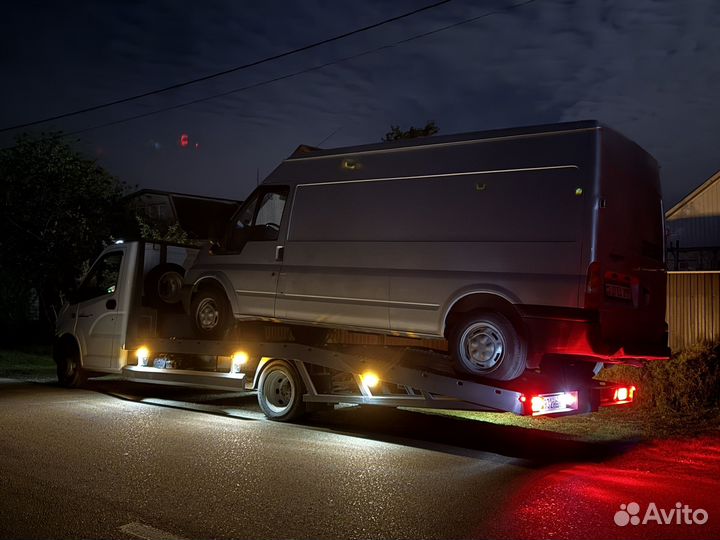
119,522,188,540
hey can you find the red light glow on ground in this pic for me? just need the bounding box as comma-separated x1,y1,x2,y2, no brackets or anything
481,435,720,539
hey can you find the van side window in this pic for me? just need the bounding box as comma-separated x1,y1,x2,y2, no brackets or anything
77,251,123,302
254,191,286,240
228,187,288,251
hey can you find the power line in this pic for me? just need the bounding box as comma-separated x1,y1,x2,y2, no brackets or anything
62,0,537,138
0,1,451,134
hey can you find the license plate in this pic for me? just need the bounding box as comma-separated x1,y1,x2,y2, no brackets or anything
530,391,579,416
605,283,631,300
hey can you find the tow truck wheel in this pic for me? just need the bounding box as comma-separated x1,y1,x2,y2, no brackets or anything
54,342,87,388
191,287,232,339
145,264,185,307
258,360,306,421
449,311,527,381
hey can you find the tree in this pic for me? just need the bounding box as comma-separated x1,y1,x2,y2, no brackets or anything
0,133,127,339
382,121,439,142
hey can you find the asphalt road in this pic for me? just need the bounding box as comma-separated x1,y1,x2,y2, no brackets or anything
1,378,719,540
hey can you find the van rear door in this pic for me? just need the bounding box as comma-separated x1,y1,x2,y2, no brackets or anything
590,129,667,350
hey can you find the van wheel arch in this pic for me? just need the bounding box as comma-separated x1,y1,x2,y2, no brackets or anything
444,293,525,339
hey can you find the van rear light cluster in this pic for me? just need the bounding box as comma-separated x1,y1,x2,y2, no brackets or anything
612,385,636,404
599,384,637,407
584,261,603,309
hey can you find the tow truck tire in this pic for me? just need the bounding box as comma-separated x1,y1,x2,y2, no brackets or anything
449,311,527,381
258,360,306,421
191,287,233,340
145,264,185,307
54,341,87,388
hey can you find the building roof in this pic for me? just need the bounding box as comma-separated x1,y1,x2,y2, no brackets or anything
666,170,720,218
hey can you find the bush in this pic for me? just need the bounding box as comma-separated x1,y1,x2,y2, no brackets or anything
599,341,720,414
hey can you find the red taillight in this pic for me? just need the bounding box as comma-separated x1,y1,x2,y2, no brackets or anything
530,396,544,413
585,261,603,309
612,385,636,403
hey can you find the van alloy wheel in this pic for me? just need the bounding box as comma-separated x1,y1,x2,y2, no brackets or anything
460,321,506,371
196,298,220,330
450,311,527,381
190,288,232,339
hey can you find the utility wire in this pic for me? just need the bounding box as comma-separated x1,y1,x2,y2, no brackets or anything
61,0,536,138
0,1,451,133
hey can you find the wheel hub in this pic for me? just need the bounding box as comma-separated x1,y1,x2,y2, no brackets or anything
460,322,505,372
197,299,219,329
263,369,295,414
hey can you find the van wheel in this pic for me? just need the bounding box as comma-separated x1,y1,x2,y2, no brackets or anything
257,360,306,421
291,326,330,346
54,343,87,388
449,311,527,381
145,264,185,307
191,288,232,339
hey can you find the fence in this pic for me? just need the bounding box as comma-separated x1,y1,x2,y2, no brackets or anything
667,271,720,351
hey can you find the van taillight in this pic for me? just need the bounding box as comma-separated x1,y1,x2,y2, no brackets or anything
585,261,603,309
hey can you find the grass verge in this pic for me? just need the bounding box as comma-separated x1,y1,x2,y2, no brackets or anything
412,406,720,443
0,347,56,382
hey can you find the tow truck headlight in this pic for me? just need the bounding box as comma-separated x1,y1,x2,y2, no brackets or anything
231,351,248,373
136,346,150,367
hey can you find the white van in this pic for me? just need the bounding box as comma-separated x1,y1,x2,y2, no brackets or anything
184,121,669,380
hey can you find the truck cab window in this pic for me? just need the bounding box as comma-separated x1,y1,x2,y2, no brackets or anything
228,188,288,251
76,251,123,301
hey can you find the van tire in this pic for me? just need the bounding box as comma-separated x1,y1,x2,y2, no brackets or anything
191,287,233,340
145,264,185,307
291,326,330,346
449,311,527,381
257,360,306,421
54,342,87,388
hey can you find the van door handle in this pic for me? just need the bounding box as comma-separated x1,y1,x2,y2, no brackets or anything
275,245,284,262
78,313,94,318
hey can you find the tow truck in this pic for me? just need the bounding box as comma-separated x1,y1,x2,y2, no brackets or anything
54,241,636,421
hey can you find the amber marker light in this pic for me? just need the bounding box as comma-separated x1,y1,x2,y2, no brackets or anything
361,371,380,388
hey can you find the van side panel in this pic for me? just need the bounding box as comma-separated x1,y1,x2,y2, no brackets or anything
275,131,595,337
275,242,391,329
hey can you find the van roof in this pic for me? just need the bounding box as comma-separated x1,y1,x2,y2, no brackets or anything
286,119,602,161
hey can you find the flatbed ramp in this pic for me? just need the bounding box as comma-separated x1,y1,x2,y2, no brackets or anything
120,339,613,416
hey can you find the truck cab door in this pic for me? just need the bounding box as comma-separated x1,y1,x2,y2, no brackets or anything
73,249,125,369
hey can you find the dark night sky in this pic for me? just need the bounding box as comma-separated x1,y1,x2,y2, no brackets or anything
1,0,719,207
